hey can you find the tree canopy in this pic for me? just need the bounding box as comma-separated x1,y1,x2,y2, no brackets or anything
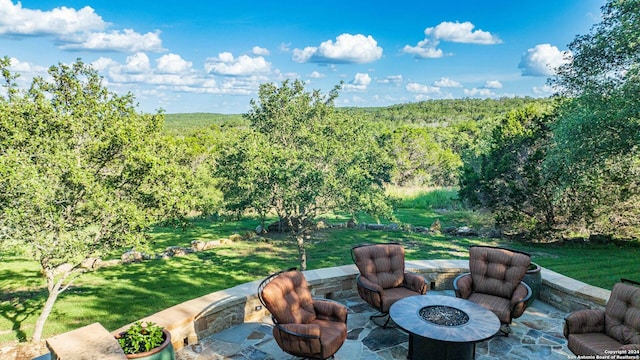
547,0,640,238
215,80,392,269
0,58,192,341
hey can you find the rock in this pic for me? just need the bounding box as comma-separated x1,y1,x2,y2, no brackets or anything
121,250,146,263
99,259,121,268
316,219,330,229
430,219,442,233
191,240,206,251
80,257,99,269
255,225,265,234
443,227,458,234
164,246,193,257
487,228,502,238
367,223,386,231
202,240,221,250
387,223,401,231
456,226,478,236
229,233,242,242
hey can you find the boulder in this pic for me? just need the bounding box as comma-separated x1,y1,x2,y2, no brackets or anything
456,226,478,237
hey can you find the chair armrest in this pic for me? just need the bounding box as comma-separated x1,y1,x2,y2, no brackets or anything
619,344,640,351
563,309,606,337
453,273,472,299
511,282,532,318
356,274,384,310
403,272,427,294
511,282,532,304
275,323,321,339
357,274,383,293
313,299,348,323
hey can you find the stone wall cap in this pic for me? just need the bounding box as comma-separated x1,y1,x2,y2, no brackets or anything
47,322,126,360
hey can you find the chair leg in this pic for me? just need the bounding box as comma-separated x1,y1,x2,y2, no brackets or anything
499,324,511,337
370,312,393,328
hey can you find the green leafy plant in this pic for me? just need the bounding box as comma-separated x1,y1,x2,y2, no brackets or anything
117,321,165,354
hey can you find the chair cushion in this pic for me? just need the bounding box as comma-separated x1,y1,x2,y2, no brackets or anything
261,271,316,324
605,282,640,344
313,319,348,359
468,292,512,324
469,246,530,300
568,332,624,356
353,244,405,289
381,287,422,313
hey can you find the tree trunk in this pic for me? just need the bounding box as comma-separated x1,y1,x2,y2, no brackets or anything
32,271,64,343
296,233,307,271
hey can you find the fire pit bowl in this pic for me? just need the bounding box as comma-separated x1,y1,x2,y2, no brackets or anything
419,305,469,326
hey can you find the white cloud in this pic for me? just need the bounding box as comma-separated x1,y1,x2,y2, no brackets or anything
252,46,270,56
279,42,291,52
464,88,494,97
403,21,500,59
519,44,571,77
122,52,151,73
406,82,440,94
91,57,117,71
0,0,107,35
60,29,165,52
308,71,324,79
402,43,444,59
434,77,462,88
2,57,49,91
533,84,555,94
156,53,192,74
425,21,502,45
344,73,371,91
205,52,271,76
92,55,200,88
377,75,403,85
7,57,46,73
292,33,383,64
484,80,503,89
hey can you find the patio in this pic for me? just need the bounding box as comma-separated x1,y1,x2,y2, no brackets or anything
175,290,573,360
43,260,611,360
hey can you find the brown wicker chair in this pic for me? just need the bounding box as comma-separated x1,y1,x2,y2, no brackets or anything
257,268,348,360
453,245,532,335
564,279,640,356
351,243,427,327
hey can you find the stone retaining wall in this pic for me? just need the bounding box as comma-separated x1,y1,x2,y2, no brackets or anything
44,260,612,360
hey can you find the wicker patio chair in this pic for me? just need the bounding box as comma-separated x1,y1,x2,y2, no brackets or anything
257,268,348,359
453,245,532,335
351,243,427,327
564,279,640,356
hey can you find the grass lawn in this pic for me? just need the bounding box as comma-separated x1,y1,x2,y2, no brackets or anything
1,189,639,345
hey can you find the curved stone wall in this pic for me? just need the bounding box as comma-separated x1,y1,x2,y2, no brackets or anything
44,260,612,359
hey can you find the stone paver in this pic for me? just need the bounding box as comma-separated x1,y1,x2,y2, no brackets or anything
176,291,573,360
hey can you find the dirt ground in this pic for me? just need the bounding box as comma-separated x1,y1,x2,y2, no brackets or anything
0,341,48,360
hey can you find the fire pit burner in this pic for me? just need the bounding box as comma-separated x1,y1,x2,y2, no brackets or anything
419,305,469,326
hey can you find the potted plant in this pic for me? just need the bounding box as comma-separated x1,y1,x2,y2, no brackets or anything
523,262,542,308
116,321,175,360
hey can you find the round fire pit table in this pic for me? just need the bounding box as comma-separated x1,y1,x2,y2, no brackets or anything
390,294,500,360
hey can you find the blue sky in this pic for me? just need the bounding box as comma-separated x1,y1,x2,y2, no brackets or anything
1,0,604,114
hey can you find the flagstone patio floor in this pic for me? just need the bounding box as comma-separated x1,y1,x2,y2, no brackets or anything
175,290,573,360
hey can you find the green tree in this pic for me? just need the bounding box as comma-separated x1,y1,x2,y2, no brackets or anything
459,104,558,234
548,0,640,238
387,126,461,186
216,80,392,269
0,59,190,342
